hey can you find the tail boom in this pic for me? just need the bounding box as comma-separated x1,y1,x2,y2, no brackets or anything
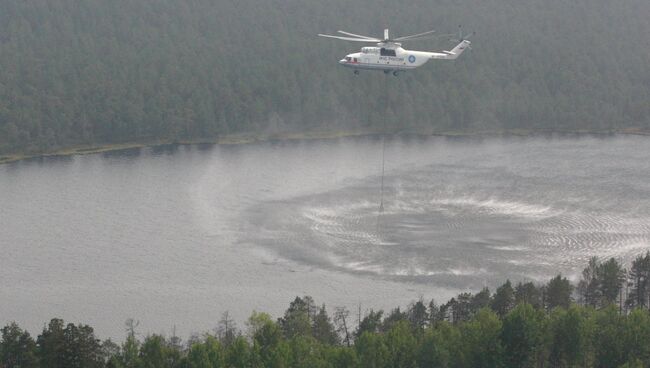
428,40,471,60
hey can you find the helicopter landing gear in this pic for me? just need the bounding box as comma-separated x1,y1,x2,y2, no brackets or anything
383,70,390,74
353,70,360,75
393,71,400,77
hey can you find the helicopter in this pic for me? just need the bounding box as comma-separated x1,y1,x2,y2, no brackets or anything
318,27,472,76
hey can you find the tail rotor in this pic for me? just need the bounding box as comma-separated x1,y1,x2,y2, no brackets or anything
450,25,475,49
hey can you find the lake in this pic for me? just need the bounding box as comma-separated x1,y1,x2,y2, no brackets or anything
2,134,650,339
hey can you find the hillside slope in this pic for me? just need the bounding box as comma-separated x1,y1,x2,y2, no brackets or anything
1,0,649,154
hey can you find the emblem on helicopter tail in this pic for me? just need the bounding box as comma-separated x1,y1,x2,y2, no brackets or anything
408,55,416,63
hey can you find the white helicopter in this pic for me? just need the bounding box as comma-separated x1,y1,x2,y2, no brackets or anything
318,27,472,75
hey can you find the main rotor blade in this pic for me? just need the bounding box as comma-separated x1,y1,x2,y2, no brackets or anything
394,29,437,41
397,33,454,42
337,30,377,40
318,34,381,42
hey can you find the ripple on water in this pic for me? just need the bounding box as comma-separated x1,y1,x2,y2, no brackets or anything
244,165,650,288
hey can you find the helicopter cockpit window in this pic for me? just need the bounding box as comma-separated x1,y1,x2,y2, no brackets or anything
345,57,352,62
380,48,396,57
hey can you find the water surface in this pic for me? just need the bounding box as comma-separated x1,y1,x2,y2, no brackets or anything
2,135,649,338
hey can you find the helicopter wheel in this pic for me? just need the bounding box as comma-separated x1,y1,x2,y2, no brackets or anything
393,71,399,76
354,70,359,75
383,70,390,74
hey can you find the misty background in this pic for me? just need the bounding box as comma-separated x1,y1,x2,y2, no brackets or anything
1,0,649,155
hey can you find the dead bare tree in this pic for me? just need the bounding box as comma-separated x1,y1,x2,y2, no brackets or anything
333,306,351,347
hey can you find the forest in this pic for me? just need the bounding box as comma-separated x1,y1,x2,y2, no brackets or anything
3,253,650,367
1,0,650,155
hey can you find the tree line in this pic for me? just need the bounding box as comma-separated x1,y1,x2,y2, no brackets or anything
3,253,650,367
1,0,650,155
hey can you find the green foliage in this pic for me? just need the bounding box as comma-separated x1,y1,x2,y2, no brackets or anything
381,308,407,332
548,305,594,367
407,300,428,331
225,336,253,368
416,322,461,368
593,306,627,367
253,317,289,367
460,309,503,368
36,318,103,368
600,258,626,305
1,322,39,368
355,332,388,368
7,263,650,368
545,275,573,311
578,257,602,307
385,321,417,368
117,335,141,368
278,296,312,339
491,280,515,317
185,336,225,368
246,310,273,340
578,257,626,308
623,309,650,365
312,305,340,345
139,335,180,368
514,282,542,309
627,252,650,310
356,310,383,338
2,0,650,156
324,346,358,368
446,293,473,323
500,303,545,368
288,336,328,368
470,288,492,314
618,359,644,368
36,318,65,368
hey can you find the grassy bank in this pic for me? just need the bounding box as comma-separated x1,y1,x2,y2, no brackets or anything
2,127,649,165
0,129,377,165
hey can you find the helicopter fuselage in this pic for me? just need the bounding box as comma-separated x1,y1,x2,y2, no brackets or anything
337,41,470,74
339,46,429,72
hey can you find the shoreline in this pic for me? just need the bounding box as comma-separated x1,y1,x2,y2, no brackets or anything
1,127,649,165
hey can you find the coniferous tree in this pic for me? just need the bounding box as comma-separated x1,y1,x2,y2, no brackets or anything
492,280,515,318
36,319,103,368
381,308,407,333
548,305,593,367
627,252,650,310
452,293,474,323
36,318,66,368
470,287,492,314
225,336,253,368
599,258,626,306
545,275,573,311
578,257,602,307
1,322,39,368
500,304,545,368
355,332,388,368
593,306,627,367
407,299,428,331
514,282,542,309
461,309,504,368
185,336,225,368
312,305,339,345
384,321,417,368
278,297,312,339
2,0,650,156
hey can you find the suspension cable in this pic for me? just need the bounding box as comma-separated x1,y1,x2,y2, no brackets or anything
379,75,388,214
